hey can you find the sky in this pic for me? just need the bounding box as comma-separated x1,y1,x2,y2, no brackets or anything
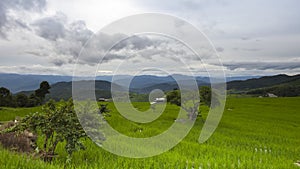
0,0,299,77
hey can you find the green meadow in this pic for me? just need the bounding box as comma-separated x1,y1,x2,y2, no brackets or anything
0,97,299,168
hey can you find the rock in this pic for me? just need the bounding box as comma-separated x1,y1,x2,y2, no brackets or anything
0,120,37,153
0,132,36,152
0,121,16,131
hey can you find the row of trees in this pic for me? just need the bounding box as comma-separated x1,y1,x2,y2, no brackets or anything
166,86,212,121
166,86,212,106
0,81,50,107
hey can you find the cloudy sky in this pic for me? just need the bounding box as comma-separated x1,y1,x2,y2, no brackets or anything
0,0,299,76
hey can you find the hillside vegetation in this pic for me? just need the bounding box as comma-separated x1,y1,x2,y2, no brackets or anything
0,97,299,168
228,74,300,96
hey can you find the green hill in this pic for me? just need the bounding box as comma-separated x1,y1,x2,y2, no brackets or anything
227,74,300,90
227,74,300,96
19,80,125,101
246,78,300,97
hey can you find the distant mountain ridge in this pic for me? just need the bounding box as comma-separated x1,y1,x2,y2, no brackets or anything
3,73,300,100
0,73,257,93
0,73,72,93
227,74,300,97
227,74,300,90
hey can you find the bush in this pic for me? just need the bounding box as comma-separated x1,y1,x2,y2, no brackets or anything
12,99,87,162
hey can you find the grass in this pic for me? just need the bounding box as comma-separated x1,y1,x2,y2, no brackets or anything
0,97,299,168
0,106,42,122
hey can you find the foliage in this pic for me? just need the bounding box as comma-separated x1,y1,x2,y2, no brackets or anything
0,81,50,108
199,86,211,106
12,99,87,162
0,87,14,107
99,104,110,117
181,90,201,121
129,93,149,102
166,87,212,107
0,97,300,168
166,89,181,106
247,84,300,97
0,106,42,122
166,87,213,120
27,94,41,107
227,74,300,90
15,93,29,107
35,81,51,103
43,81,115,101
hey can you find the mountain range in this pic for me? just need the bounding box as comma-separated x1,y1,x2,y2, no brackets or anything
1,73,300,100
0,73,256,93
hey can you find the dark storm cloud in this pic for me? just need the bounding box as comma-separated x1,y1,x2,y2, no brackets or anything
241,37,251,40
103,53,129,62
0,5,6,38
72,32,213,67
233,47,261,52
0,3,7,28
216,47,224,52
29,14,95,66
74,34,178,66
0,0,46,37
69,20,93,44
14,20,30,29
25,50,45,56
52,59,66,67
5,0,46,11
113,35,157,50
223,61,300,71
56,20,93,56
33,14,66,41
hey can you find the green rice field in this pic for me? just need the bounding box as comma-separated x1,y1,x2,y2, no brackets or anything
0,97,299,168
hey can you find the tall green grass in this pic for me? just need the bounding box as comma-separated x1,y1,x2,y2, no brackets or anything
0,106,42,122
0,97,299,168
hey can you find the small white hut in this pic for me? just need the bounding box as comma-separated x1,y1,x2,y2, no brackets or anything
267,93,278,98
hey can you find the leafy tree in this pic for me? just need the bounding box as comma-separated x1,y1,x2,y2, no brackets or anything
166,89,181,106
26,94,41,107
99,104,110,117
15,93,29,107
166,87,215,121
181,90,201,121
0,87,10,98
35,81,50,103
0,87,13,107
167,89,201,121
12,99,87,162
199,86,212,106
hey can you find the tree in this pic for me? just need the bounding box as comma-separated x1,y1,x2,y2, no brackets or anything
15,93,28,107
35,81,50,103
12,99,87,162
0,87,13,107
166,87,215,121
26,94,40,107
199,86,212,106
181,90,201,121
99,104,110,117
166,89,181,106
166,89,201,121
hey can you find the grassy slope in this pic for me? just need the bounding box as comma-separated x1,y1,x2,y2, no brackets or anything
0,97,299,168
